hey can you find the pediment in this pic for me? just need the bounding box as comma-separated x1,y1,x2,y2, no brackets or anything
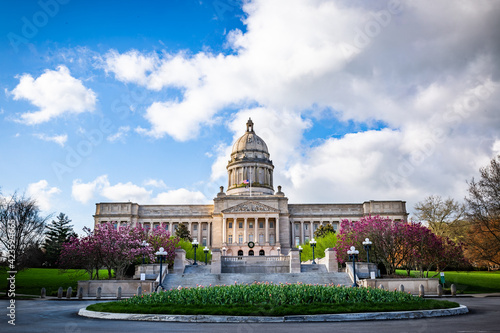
222,201,280,213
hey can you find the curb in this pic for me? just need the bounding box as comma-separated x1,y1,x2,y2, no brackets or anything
78,305,469,323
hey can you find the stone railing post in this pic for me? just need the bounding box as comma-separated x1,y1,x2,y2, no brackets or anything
137,286,142,296
57,287,63,299
41,288,46,299
289,248,300,273
324,248,338,272
117,286,122,300
419,284,425,297
96,287,102,300
66,287,72,299
173,248,187,274
211,249,222,274
78,287,83,299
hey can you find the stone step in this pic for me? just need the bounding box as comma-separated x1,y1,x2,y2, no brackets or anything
183,265,211,274
300,264,328,273
162,272,352,290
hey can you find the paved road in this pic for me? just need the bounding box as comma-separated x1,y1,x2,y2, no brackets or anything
1,297,499,332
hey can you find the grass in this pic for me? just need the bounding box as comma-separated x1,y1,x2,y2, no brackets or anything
87,299,459,316
395,270,500,294
0,268,112,297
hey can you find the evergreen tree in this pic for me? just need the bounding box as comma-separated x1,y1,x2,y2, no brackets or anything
314,224,336,239
175,223,192,241
44,212,77,267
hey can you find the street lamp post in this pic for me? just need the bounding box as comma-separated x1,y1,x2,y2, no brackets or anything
362,238,372,263
347,246,360,287
310,238,317,264
298,246,303,262
203,246,209,265
277,247,281,256
192,240,199,265
155,247,168,291
222,247,227,256
141,240,149,264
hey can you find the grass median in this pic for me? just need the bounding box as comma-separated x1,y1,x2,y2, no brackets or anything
86,283,459,316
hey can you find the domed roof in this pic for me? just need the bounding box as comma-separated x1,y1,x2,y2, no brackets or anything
231,118,269,155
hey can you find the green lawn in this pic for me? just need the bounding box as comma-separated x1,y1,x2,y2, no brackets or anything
396,270,500,294
0,268,111,297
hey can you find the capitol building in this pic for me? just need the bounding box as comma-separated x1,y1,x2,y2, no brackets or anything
94,119,408,256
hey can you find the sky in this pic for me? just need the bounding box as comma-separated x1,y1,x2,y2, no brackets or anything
1,0,499,235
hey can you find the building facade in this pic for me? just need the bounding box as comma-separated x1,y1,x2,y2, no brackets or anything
94,119,408,255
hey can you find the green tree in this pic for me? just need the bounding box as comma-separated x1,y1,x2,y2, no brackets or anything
314,224,336,238
175,223,192,241
44,212,77,267
414,195,466,242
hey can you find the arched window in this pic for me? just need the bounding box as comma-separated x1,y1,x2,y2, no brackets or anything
248,250,254,256
238,250,243,257
259,250,265,256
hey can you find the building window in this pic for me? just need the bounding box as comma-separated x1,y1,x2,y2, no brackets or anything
259,222,264,228
305,224,309,231
259,234,264,244
238,234,243,244
229,222,233,229
305,236,310,243
228,235,233,244
165,224,169,231
314,223,318,230
249,222,253,228
193,224,198,231
202,237,207,246
295,236,300,246
238,250,243,257
270,234,275,245
239,222,243,228
259,250,265,256
248,250,254,256
203,224,207,230
249,234,254,242
295,224,299,230
270,221,274,228
174,224,178,230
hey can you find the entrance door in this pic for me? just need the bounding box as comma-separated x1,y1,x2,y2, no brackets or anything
248,250,254,256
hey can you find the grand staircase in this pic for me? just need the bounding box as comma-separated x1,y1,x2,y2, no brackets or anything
162,264,351,290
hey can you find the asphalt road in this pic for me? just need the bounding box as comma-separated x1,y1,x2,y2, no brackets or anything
1,297,499,333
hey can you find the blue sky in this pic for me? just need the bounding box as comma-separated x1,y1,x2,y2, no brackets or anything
1,0,499,234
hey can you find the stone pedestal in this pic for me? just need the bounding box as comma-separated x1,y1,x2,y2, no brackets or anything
324,248,338,272
133,264,163,280
289,248,301,273
173,249,186,274
211,248,222,274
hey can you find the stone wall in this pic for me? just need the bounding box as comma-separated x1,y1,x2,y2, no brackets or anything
78,280,155,297
361,278,439,295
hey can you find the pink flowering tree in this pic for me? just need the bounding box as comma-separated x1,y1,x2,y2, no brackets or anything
59,222,179,279
334,215,467,276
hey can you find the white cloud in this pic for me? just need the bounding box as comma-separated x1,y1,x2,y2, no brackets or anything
100,0,500,213
9,65,96,124
34,133,68,147
27,180,61,211
151,189,207,204
72,175,208,204
107,126,130,143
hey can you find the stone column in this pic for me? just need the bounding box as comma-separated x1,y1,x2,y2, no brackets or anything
310,221,314,239
188,222,193,240
173,249,186,274
244,217,248,243
169,222,173,235
208,222,211,247
291,221,295,246
265,217,269,244
254,218,258,243
222,218,226,244
198,222,202,243
276,215,280,243
300,221,304,244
